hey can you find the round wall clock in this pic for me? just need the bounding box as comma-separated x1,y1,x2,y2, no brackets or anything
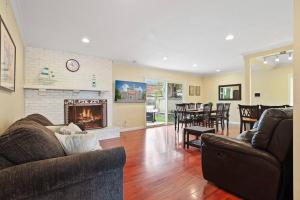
66,59,80,72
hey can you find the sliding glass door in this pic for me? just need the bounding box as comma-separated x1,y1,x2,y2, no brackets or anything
145,79,183,127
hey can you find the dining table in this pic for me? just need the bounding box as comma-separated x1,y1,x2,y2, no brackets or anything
174,109,216,131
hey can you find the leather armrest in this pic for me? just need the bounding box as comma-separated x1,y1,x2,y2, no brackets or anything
0,147,126,200
201,133,279,167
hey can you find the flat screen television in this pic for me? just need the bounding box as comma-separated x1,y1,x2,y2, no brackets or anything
115,80,146,103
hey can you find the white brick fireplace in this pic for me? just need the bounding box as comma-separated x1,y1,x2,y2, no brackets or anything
24,47,113,127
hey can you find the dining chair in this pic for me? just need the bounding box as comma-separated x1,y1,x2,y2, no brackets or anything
238,104,260,133
196,103,202,109
187,103,196,110
209,103,224,132
222,103,231,132
175,104,186,132
196,103,212,127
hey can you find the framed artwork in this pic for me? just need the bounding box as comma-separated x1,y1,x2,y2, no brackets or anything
195,86,201,96
218,84,242,101
189,85,195,96
0,16,16,92
115,80,146,103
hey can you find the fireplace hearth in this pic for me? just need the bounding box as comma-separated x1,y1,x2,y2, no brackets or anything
64,99,107,130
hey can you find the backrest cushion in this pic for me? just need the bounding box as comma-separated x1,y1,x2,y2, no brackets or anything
267,119,293,162
251,108,293,150
26,113,54,126
0,119,65,165
0,155,13,170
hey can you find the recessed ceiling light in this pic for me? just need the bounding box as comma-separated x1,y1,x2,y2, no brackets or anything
81,37,90,43
192,64,198,68
225,34,234,41
216,69,221,72
163,57,168,61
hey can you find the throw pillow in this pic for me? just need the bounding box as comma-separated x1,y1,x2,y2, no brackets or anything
0,120,65,165
54,132,102,155
59,123,82,135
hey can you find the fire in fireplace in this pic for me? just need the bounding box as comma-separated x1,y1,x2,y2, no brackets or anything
64,99,107,130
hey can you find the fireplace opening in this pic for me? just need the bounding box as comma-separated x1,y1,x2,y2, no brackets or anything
64,99,107,130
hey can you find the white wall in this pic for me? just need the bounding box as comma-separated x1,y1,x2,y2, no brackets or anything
24,47,113,125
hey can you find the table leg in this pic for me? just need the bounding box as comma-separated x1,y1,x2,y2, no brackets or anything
183,129,186,148
187,131,190,149
174,112,177,131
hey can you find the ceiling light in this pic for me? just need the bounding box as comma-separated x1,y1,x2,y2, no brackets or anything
192,64,198,68
288,52,293,60
163,57,168,61
263,57,268,64
225,34,234,41
81,37,90,43
216,69,221,72
275,56,280,62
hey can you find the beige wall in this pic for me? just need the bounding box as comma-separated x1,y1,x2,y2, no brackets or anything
251,64,293,105
0,0,24,132
112,63,203,130
202,71,245,123
294,0,300,198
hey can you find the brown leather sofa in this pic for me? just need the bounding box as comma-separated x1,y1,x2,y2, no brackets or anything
201,108,293,200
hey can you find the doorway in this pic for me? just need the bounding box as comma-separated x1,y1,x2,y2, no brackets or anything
145,79,183,127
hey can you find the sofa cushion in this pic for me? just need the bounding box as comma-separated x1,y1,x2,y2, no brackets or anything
0,119,65,165
26,114,54,126
54,132,101,155
236,128,257,143
0,155,13,170
251,108,293,150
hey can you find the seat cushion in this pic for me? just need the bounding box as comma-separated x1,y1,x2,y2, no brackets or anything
251,108,293,150
26,113,54,126
0,119,65,165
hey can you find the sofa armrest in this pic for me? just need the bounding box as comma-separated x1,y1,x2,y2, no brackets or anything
201,134,279,167
0,147,126,200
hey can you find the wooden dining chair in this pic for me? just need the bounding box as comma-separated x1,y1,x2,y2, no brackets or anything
238,104,260,133
186,103,195,110
222,103,231,132
175,104,186,132
196,103,212,127
209,103,224,132
196,103,202,109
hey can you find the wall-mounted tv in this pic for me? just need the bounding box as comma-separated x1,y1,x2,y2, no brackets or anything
115,80,146,103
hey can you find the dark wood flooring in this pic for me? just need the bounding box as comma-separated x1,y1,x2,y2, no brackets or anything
101,125,241,200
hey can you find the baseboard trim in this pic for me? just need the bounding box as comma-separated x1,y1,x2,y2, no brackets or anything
121,126,146,132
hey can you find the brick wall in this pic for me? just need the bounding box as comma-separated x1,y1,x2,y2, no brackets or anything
24,47,113,126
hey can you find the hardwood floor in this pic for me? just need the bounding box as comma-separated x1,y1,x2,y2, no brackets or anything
101,125,241,200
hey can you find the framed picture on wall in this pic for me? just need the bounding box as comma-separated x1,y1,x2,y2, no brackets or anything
0,16,16,92
195,86,200,96
115,80,146,103
189,85,195,96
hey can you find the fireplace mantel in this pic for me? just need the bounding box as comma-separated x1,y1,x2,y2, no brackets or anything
24,84,110,93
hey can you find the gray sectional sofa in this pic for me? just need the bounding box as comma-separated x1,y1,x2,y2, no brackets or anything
0,114,126,200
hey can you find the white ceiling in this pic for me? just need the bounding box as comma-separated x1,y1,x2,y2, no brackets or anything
11,0,293,74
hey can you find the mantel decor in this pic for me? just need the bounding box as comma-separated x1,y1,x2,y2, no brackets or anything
218,84,242,101
0,15,16,92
